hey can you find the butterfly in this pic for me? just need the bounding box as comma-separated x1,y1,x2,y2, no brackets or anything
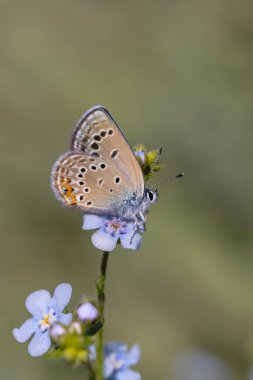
51,106,158,234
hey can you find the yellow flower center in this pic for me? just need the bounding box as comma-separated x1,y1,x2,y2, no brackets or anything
38,309,57,332
111,223,121,230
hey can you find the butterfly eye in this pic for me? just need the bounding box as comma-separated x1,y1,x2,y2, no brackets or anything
148,191,153,201
147,190,157,203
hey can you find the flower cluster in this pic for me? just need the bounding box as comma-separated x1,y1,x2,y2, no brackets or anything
49,301,99,366
13,284,141,379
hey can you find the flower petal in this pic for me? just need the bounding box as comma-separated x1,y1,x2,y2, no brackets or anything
13,318,37,343
135,151,145,164
117,369,141,380
91,230,117,252
120,233,142,251
51,283,72,314
105,341,127,356
83,214,103,230
28,330,51,357
104,355,115,378
125,345,141,366
89,344,96,361
25,290,51,319
59,312,72,326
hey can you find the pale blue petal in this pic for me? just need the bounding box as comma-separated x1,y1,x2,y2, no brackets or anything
125,345,141,366
91,230,117,252
89,344,96,361
135,151,145,164
104,356,115,378
28,330,51,357
117,369,141,380
105,342,127,355
13,318,37,343
59,312,72,325
83,214,103,230
51,283,72,314
25,290,51,319
120,233,142,251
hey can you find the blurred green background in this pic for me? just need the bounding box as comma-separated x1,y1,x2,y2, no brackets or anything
1,0,253,379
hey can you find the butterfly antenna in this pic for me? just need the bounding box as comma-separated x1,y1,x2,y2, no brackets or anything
145,146,163,187
150,172,184,189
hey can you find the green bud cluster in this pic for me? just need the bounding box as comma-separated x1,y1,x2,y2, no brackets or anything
133,144,162,181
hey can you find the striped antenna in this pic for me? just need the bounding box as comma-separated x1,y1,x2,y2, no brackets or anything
145,146,163,187
150,172,184,189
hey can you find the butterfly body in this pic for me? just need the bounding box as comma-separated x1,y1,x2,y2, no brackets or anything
51,106,158,233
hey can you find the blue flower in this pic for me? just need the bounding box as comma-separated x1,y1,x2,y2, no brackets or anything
83,215,142,252
13,283,72,357
104,342,141,380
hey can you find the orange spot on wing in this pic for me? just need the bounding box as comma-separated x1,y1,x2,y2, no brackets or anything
60,181,77,205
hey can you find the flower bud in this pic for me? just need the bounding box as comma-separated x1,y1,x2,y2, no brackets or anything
69,321,82,335
77,303,98,322
50,324,66,339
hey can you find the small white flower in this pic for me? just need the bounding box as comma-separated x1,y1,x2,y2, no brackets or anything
13,283,72,357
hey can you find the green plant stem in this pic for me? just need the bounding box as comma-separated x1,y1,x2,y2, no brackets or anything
96,251,110,380
87,362,96,380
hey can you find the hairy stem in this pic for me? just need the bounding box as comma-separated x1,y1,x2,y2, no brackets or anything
96,251,110,380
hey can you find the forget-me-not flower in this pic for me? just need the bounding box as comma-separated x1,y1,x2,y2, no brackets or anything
13,283,72,357
104,341,141,380
83,215,142,252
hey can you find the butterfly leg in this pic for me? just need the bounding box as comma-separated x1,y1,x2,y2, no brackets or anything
129,211,146,244
129,214,139,245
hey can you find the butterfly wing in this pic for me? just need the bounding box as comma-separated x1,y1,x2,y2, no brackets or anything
51,106,144,215
71,105,144,197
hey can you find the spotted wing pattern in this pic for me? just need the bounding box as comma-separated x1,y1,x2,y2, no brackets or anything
51,106,145,215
